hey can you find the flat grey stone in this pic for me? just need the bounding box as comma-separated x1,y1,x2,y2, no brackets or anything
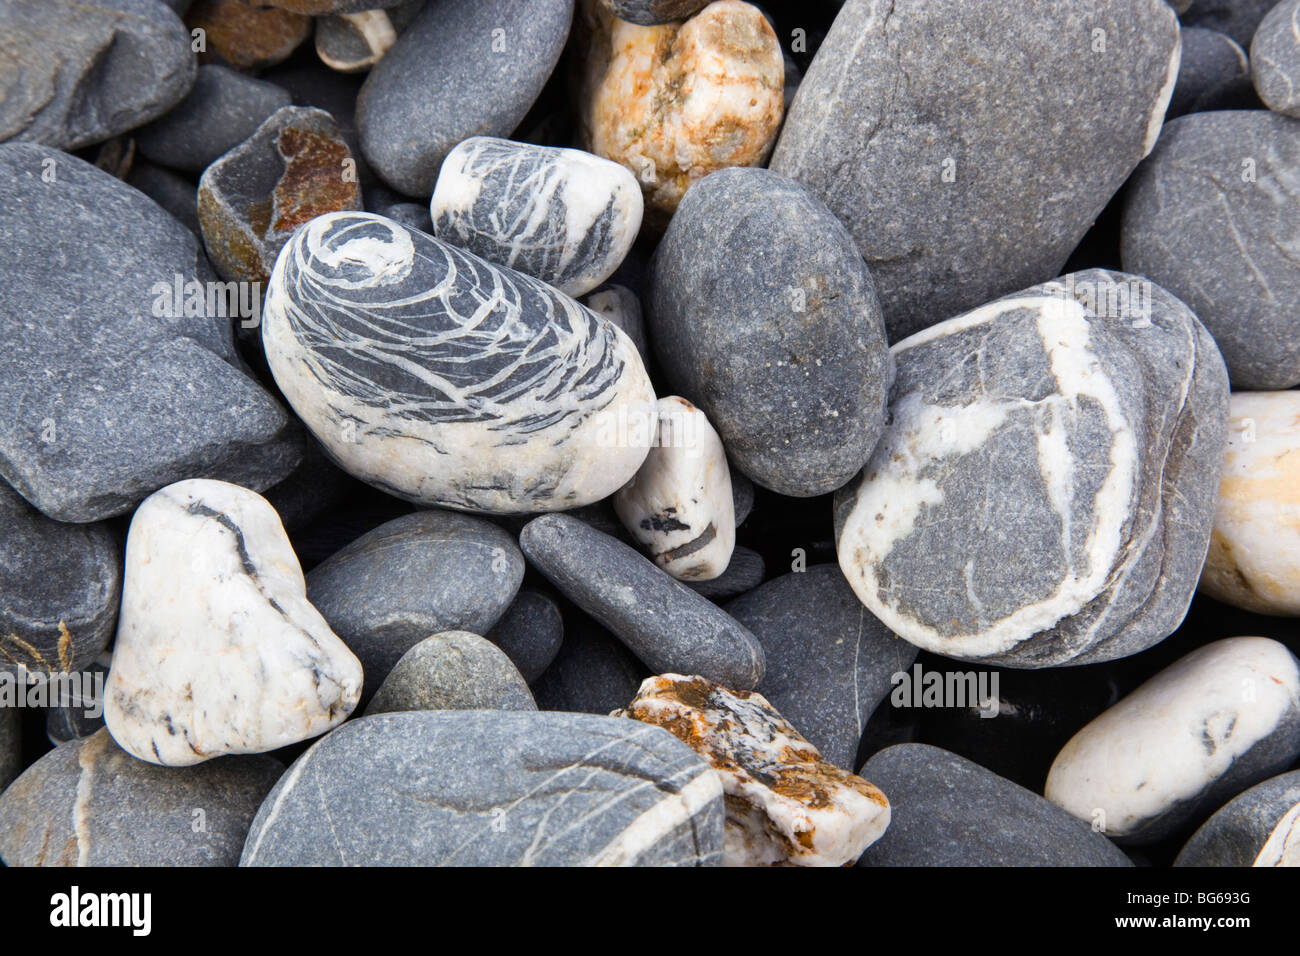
770,0,1181,340
357,0,574,196
531,621,645,713
485,589,564,683
598,0,709,25
0,729,282,866
649,167,892,497
1251,0,1300,117
1175,770,1300,866
856,744,1133,867
726,565,917,770
366,630,536,714
240,710,724,866
306,510,524,697
520,514,765,689
1167,27,1255,118
1122,110,1300,388
1183,0,1278,47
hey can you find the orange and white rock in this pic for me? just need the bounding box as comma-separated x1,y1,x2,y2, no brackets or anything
614,674,890,866
1198,391,1300,615
576,0,784,221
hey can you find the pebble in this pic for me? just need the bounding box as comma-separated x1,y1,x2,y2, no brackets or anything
104,479,363,767
599,0,710,25
357,0,574,196
241,710,724,865
649,167,892,497
520,514,765,688
46,655,111,745
315,2,425,73
1045,637,1300,844
725,565,918,770
583,284,648,360
1182,0,1279,47
1251,0,1300,117
857,744,1133,867
306,510,524,695
262,212,656,513
1121,110,1300,389
485,590,565,684
836,270,1229,667
366,631,536,715
126,161,201,237
1198,391,1300,616
531,621,645,711
0,729,282,867
0,0,195,150
1167,27,1255,118
616,674,891,866
186,0,311,70
135,65,292,175
431,136,643,297
577,0,785,221
0,142,300,523
1175,770,1300,866
685,546,764,602
199,106,364,284
769,0,1180,340
0,483,121,677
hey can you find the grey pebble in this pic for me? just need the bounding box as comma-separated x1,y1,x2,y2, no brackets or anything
685,546,765,602
1167,27,1255,118
366,630,535,715
1251,0,1300,117
1175,770,1300,866
531,621,646,713
485,590,565,683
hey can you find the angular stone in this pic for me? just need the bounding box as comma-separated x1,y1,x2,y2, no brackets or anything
485,590,564,683
0,729,282,867
240,710,724,865
186,0,311,70
598,0,709,25
262,211,656,513
616,674,890,866
531,621,645,712
770,0,1180,340
104,479,363,767
650,167,892,497
1167,27,1254,118
1047,637,1300,844
1253,0,1300,117
367,631,536,715
835,270,1229,667
1175,770,1300,866
520,514,765,689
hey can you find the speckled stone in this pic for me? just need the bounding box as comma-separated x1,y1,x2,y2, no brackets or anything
857,744,1133,867
186,0,312,70
1252,0,1300,117
366,631,535,714
1167,27,1254,118
241,710,724,866
599,0,709,25
485,590,564,683
1175,770,1300,866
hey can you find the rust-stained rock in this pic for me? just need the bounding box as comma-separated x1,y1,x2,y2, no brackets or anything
576,0,784,223
198,106,363,284
186,0,312,71
614,674,890,866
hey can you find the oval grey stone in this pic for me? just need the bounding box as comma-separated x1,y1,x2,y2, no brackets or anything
366,630,536,715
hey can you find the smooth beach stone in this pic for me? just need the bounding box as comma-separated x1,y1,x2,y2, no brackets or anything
769,0,1180,341
0,484,121,677
613,397,736,581
1046,637,1300,844
520,515,765,689
1199,392,1300,615
1183,0,1278,47
577,0,785,221
357,0,574,196
135,66,291,174
366,631,535,715
616,674,891,866
241,710,724,866
306,511,525,695
485,590,564,683
731,472,754,526
262,212,656,513
1167,28,1255,118
685,546,765,601
1176,770,1300,866
835,270,1229,668
649,167,891,497
1252,0,1300,117
725,565,918,770
599,0,709,24
431,137,643,297
0,0,195,150
127,162,201,237
186,0,312,70
104,480,363,767
0,143,299,523
315,2,425,73
856,744,1133,867
0,705,18,793
199,106,364,284
583,285,648,360
0,729,282,867
1122,111,1300,389
531,621,645,711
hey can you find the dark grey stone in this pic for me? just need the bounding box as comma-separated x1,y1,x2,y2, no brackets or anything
266,0,405,11
731,472,754,527
856,744,1133,867
1183,0,1278,46
1175,770,1300,866
1251,0,1300,117
598,0,709,24
531,621,645,713
379,201,433,234
0,706,18,793
1167,27,1255,118
261,435,357,532
726,565,917,770
46,657,110,745
135,65,291,174
126,161,201,237
356,0,574,195
649,167,892,497
520,514,765,689
366,630,536,714
685,546,765,602
0,0,195,150
770,0,1181,341
240,710,724,866
1121,111,1300,388
0,143,300,523
306,510,524,696
0,729,282,866
485,590,564,683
